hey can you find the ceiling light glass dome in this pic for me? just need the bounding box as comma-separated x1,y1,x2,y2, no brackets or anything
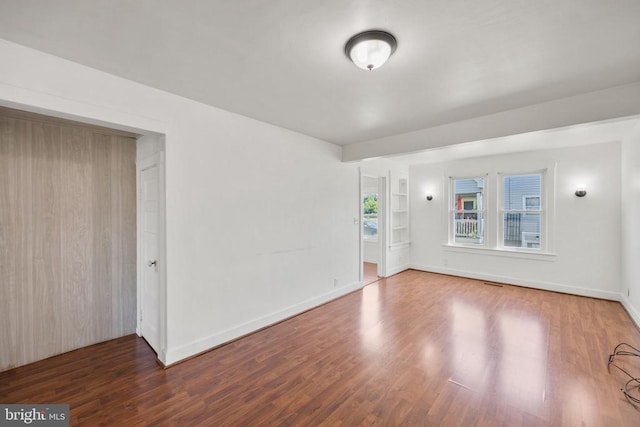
345,30,397,71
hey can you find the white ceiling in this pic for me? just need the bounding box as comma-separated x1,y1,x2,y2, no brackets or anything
0,0,639,147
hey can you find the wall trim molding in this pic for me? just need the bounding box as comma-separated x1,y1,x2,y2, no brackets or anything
386,264,411,278
164,280,363,366
411,264,620,301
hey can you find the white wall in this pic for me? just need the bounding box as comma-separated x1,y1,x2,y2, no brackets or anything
0,39,361,365
362,241,378,263
621,123,640,325
410,142,622,299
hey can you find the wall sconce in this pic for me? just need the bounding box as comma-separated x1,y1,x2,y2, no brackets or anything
426,194,433,201
575,185,587,197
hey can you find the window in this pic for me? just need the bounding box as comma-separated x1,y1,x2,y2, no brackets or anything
362,192,378,239
451,177,485,245
446,169,552,255
501,173,543,249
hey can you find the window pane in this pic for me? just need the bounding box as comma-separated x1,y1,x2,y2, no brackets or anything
503,212,540,248
362,193,378,238
502,174,541,210
453,177,484,211
452,177,485,245
453,213,485,245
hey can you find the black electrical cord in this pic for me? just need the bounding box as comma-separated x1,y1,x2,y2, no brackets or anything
610,342,640,359
608,342,640,404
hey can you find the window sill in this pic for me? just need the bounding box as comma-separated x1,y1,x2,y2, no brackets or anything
363,237,379,243
443,244,557,261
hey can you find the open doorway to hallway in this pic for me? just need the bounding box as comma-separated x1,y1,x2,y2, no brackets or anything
362,175,382,285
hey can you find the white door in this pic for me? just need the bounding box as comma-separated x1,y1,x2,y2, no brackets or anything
140,164,160,353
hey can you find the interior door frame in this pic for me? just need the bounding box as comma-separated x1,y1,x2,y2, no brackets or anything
359,169,387,282
136,150,167,363
0,98,170,366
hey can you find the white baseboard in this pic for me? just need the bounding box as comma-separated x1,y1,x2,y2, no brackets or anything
385,264,411,278
363,257,377,264
164,280,363,366
411,264,621,301
162,267,630,366
620,296,640,329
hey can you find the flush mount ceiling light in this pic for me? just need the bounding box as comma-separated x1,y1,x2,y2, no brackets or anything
345,30,397,71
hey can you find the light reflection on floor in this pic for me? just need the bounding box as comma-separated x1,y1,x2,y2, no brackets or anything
436,294,550,418
497,311,546,413
360,283,383,352
450,300,487,390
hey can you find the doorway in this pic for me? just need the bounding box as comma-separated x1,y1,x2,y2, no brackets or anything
361,174,386,285
0,106,140,371
0,105,167,370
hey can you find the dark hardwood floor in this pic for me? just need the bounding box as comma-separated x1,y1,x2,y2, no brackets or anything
2,270,640,426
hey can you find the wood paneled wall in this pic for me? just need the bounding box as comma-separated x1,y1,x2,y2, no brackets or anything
0,108,137,372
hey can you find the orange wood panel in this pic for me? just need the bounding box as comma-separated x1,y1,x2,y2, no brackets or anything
0,108,137,371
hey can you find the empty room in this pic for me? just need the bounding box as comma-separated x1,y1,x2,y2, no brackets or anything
1,1,640,425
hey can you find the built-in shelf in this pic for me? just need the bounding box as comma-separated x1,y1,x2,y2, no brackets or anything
390,175,410,245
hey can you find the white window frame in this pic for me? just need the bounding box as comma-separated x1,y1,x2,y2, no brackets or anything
498,171,545,252
444,165,556,259
449,176,486,247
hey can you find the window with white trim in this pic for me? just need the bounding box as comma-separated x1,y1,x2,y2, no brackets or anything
500,173,543,249
450,177,485,245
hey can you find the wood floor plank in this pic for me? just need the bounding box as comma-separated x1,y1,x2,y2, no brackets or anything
1,270,640,426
